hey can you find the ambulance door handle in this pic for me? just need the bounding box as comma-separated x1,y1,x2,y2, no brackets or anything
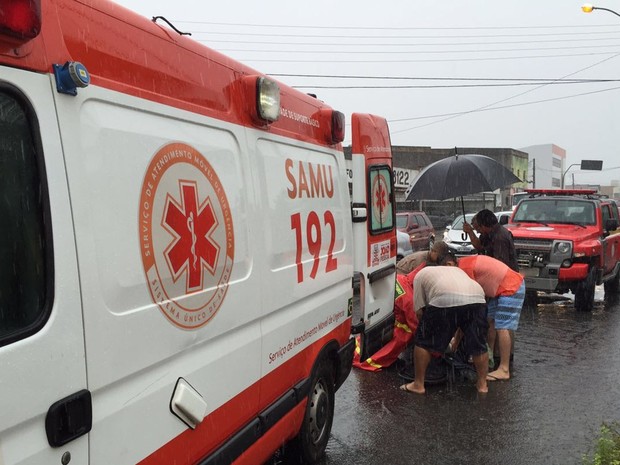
352,202,367,223
45,389,92,447
367,264,395,284
170,378,208,429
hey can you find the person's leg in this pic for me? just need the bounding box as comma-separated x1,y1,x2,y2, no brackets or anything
471,352,489,393
459,303,489,393
450,327,463,352
487,320,496,351
487,329,511,380
487,282,525,381
402,345,432,394
401,306,453,394
486,298,498,365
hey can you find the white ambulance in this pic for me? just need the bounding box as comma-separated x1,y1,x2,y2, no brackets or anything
0,0,398,464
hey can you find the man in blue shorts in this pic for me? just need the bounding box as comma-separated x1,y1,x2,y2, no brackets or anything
457,253,525,381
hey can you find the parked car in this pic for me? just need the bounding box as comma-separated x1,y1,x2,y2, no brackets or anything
396,211,435,251
495,210,513,225
396,229,414,261
426,213,454,231
443,213,478,256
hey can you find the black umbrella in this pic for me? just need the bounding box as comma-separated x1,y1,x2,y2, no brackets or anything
405,153,521,217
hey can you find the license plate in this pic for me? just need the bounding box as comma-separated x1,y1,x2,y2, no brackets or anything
457,246,470,252
520,267,539,278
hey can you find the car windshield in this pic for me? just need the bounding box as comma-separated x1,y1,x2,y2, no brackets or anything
396,215,408,228
512,192,530,209
513,199,596,225
450,214,475,230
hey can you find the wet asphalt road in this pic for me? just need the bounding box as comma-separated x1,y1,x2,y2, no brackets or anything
280,285,620,465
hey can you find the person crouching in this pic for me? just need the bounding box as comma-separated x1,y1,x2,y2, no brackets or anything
400,251,489,394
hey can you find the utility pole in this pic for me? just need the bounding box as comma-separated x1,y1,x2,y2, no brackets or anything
532,158,536,188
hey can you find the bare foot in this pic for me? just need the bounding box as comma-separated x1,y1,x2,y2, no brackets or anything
487,368,510,381
477,381,488,394
400,382,425,394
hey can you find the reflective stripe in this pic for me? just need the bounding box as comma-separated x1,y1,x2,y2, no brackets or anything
395,280,405,299
394,320,412,334
363,357,383,369
354,336,362,356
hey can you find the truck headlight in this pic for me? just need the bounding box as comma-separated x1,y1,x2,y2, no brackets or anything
556,241,571,254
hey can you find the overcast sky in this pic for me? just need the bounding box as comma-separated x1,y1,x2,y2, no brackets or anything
113,0,620,186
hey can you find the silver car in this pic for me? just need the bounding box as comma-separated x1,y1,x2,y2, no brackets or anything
443,213,478,256
396,229,414,261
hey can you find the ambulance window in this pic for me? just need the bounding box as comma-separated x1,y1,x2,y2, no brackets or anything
0,89,51,347
368,165,394,234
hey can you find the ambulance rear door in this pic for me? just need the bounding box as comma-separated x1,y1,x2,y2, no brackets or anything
350,113,396,361
0,69,89,463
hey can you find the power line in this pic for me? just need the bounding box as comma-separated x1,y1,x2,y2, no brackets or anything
388,86,620,130
270,73,618,82
388,86,620,125
391,53,620,133
172,20,620,31
291,81,620,89
201,36,620,46
192,30,620,39
220,44,620,54
239,51,620,63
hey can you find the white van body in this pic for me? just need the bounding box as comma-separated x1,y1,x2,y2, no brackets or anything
0,1,397,464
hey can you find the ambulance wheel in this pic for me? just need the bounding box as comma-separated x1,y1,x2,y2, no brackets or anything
291,358,335,464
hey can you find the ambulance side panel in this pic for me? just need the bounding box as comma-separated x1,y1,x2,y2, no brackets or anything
254,128,353,407
52,84,264,464
0,71,88,463
0,0,358,462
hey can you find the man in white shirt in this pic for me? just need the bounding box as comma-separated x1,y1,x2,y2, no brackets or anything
400,256,489,394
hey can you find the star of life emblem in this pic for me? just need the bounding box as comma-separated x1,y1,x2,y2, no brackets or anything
139,143,234,329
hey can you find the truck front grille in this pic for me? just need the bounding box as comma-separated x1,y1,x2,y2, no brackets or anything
514,239,554,268
513,239,553,252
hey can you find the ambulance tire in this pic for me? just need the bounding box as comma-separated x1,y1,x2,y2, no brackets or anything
290,358,335,464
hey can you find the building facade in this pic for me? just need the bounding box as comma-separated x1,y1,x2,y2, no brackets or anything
519,143,566,189
344,145,529,217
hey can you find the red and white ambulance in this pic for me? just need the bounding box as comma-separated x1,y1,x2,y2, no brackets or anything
0,0,398,464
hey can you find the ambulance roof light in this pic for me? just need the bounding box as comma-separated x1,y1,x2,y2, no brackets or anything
0,0,41,40
257,77,280,122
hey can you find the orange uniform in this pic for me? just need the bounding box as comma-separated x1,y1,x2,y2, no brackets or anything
353,264,424,371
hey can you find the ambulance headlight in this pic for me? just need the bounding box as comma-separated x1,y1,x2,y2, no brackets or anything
257,77,280,122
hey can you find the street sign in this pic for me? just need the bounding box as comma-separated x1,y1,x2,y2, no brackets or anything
580,160,603,170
